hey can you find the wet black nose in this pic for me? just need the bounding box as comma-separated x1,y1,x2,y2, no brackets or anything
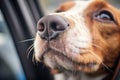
37,15,69,40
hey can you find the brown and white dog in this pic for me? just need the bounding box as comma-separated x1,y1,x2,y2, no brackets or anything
34,0,120,80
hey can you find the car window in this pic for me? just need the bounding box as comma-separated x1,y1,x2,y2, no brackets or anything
40,0,69,14
39,0,120,15
0,10,26,80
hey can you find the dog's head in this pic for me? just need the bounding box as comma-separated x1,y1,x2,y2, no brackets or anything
34,0,120,74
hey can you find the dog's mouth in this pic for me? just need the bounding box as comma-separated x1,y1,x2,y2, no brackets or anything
36,40,100,73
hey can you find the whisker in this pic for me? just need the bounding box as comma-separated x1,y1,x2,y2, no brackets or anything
26,43,34,53
19,38,35,43
92,44,104,51
50,46,66,56
89,50,102,62
27,44,34,59
32,54,37,64
90,44,113,72
27,46,34,59
89,50,113,73
101,63,113,73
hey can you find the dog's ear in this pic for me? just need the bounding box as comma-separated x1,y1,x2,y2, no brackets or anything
55,1,75,12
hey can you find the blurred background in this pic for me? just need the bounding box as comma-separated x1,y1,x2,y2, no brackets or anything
0,0,120,80
40,0,120,14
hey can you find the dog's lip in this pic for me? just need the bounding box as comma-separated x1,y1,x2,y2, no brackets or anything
55,58,97,73
42,47,99,72
40,44,98,69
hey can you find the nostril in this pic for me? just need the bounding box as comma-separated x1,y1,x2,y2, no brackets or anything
50,22,58,31
38,22,45,32
50,22,67,31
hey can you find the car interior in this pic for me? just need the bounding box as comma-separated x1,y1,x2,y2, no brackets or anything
0,0,120,80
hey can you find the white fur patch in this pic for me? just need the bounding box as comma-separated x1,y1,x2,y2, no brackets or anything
49,0,93,54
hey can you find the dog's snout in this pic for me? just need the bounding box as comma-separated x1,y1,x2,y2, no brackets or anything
37,15,69,40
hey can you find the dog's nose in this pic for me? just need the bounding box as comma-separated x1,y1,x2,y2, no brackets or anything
37,15,69,40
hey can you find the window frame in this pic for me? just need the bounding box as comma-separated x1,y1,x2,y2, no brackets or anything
0,0,52,80
0,0,120,80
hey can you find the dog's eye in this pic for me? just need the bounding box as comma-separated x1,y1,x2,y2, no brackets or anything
95,10,114,22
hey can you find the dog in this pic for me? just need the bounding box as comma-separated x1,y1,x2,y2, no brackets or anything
34,0,120,80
